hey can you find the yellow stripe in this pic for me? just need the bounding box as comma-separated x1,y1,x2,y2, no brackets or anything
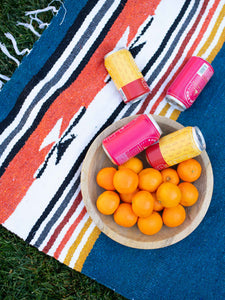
74,226,101,272
170,109,181,121
158,103,180,121
159,103,170,116
63,216,92,267
207,27,225,63
197,5,225,60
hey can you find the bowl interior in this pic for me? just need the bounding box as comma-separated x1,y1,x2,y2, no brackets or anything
81,115,213,249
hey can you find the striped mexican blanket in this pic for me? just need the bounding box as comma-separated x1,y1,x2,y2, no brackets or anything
0,0,224,299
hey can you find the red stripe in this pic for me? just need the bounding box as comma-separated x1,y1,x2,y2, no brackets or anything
121,78,150,103
146,142,169,170
42,191,83,254
138,0,213,114
54,206,87,260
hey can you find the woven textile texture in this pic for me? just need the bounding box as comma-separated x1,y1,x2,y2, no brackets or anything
0,0,224,299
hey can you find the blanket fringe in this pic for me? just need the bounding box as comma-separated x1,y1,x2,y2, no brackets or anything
0,0,65,91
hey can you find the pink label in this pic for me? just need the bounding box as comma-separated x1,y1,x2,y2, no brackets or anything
167,57,214,109
102,115,161,165
184,63,214,107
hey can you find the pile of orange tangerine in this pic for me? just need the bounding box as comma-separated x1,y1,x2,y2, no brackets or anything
96,157,202,235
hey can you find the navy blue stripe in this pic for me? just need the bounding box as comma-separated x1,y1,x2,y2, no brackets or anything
142,0,192,77
147,0,201,85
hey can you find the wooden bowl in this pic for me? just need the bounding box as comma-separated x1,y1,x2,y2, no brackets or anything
81,115,213,249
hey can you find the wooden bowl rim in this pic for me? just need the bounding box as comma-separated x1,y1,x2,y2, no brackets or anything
81,115,213,249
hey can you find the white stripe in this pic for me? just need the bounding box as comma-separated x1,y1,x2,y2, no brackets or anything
1,0,113,139
144,0,196,87
42,199,85,256
32,184,82,249
0,0,121,167
154,99,168,115
57,212,89,263
204,16,225,59
165,105,176,118
3,108,84,240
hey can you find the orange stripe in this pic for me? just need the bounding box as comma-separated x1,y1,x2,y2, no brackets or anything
63,217,92,267
54,206,87,260
186,0,221,59
0,0,161,223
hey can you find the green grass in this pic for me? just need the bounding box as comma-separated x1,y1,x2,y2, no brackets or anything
0,1,126,299
0,0,60,77
0,227,126,299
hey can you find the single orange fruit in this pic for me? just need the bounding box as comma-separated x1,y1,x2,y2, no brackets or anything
177,158,202,182
131,190,154,217
114,203,137,227
162,204,186,227
96,191,120,215
96,167,117,190
138,168,162,192
156,182,181,207
137,211,163,235
113,168,139,194
120,188,139,203
152,192,164,211
161,168,180,185
178,182,199,207
118,157,143,174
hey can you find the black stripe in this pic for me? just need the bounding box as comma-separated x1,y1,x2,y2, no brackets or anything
0,0,98,133
36,107,86,179
142,0,191,77
147,0,200,85
129,16,153,54
0,0,128,178
25,101,125,243
34,173,81,248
